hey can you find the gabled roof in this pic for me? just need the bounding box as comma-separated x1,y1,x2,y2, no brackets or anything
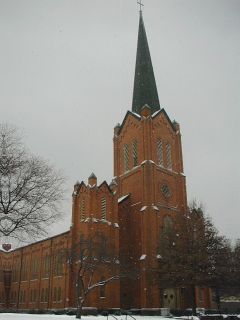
152,108,177,132
78,181,87,190
72,181,87,196
98,180,114,194
117,108,176,136
132,12,160,115
117,110,141,135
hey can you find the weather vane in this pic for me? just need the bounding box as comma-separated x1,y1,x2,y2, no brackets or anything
137,0,144,12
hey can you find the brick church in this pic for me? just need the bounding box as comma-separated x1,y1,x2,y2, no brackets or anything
0,11,213,311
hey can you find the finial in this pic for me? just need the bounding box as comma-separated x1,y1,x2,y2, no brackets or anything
137,0,144,13
88,173,97,187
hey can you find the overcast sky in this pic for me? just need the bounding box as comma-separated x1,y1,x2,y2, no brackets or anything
0,0,239,243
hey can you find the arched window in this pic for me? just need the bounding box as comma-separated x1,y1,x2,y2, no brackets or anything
54,251,63,276
101,197,107,220
80,198,86,220
123,144,129,172
41,288,44,302
21,259,28,281
44,255,50,278
166,143,172,169
157,139,163,166
132,140,138,167
163,215,173,230
99,277,106,298
45,287,49,302
160,216,175,253
33,289,37,302
31,257,39,279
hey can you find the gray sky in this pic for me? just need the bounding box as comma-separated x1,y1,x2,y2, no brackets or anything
0,0,239,242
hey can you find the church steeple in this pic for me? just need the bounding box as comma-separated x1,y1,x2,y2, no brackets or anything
132,11,160,114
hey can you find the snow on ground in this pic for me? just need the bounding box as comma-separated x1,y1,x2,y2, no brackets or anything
0,315,183,320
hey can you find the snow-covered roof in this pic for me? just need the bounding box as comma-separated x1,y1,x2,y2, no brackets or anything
131,111,141,119
118,194,130,203
141,160,155,165
152,110,161,117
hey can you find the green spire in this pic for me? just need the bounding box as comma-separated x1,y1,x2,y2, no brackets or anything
132,12,160,114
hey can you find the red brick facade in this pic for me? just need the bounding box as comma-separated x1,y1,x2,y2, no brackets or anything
0,106,213,311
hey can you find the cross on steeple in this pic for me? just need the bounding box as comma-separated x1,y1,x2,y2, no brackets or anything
137,0,144,12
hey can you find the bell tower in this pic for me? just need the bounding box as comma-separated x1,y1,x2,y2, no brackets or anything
114,10,188,309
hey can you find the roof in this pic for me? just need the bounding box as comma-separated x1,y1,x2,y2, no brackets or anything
0,230,70,253
117,109,176,136
132,12,160,115
89,172,97,179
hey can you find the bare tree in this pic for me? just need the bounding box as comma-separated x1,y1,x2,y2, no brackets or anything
67,232,140,319
0,124,65,242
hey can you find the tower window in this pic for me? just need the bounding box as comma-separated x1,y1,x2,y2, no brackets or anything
80,198,86,220
157,139,163,166
123,144,129,172
101,197,107,220
132,140,138,167
161,184,171,198
166,143,172,170
163,215,174,230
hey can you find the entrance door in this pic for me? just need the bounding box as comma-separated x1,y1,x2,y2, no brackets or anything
163,288,177,309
